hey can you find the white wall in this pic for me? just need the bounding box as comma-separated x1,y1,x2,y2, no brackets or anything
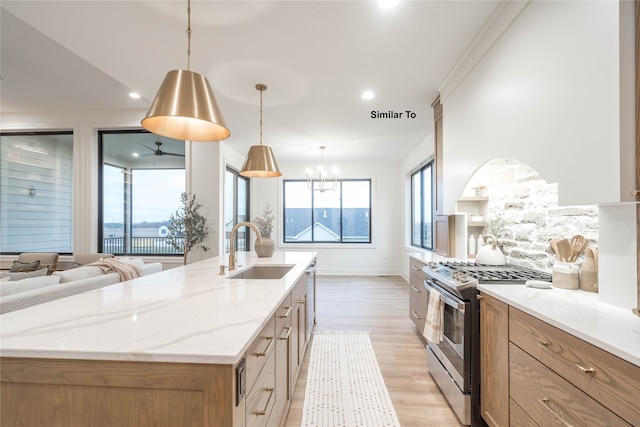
399,131,435,281
441,0,633,211
434,0,638,310
249,160,404,275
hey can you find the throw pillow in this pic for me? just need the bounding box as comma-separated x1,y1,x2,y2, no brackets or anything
0,268,49,281
9,260,41,272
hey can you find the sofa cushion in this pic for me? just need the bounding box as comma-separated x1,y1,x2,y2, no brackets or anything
0,268,48,281
0,275,61,297
115,256,144,267
0,273,121,314
52,266,104,283
9,260,41,272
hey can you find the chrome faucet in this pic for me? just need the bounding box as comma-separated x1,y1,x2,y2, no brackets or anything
228,221,263,270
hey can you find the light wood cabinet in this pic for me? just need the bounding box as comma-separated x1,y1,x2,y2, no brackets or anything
273,293,292,425
509,308,640,426
289,272,310,399
510,343,628,426
408,257,428,338
434,214,455,257
479,292,640,426
432,96,455,258
246,350,276,427
479,293,509,427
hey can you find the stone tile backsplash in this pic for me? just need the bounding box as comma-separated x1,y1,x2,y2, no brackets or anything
467,161,598,273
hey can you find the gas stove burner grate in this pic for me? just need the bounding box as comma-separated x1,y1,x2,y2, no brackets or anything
439,261,551,284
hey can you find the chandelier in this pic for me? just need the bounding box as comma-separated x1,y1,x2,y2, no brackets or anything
306,145,338,192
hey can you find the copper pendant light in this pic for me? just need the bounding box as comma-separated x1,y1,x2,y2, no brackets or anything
141,0,230,142
240,84,282,178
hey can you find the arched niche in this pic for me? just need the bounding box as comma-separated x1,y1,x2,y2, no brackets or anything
456,158,598,272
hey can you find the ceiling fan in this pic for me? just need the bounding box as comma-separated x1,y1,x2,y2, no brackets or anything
144,141,185,157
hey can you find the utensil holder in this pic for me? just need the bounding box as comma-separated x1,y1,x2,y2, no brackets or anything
552,261,579,290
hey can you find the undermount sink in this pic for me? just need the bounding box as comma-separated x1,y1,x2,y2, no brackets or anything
227,265,294,280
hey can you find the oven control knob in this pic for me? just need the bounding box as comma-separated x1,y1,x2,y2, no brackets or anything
428,262,438,269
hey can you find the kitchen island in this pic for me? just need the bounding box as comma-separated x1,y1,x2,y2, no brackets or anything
0,251,316,427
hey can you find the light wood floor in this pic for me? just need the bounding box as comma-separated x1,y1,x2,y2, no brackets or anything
284,275,464,427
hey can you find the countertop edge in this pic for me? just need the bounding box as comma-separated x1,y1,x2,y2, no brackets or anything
478,284,640,367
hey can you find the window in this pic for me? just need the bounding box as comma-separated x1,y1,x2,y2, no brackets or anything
0,131,73,253
411,162,433,249
99,130,185,255
224,167,250,253
283,179,371,243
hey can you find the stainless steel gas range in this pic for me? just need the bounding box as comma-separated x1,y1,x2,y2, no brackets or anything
422,261,551,426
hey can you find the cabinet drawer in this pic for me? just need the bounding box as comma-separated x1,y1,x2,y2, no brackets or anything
409,293,426,334
408,277,428,309
275,293,292,333
509,399,537,427
409,257,427,281
246,350,276,427
291,275,306,307
510,308,640,425
246,316,275,395
510,343,629,426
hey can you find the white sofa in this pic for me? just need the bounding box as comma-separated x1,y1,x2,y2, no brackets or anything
0,258,162,314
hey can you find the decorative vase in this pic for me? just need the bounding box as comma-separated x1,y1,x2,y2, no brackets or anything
255,236,275,257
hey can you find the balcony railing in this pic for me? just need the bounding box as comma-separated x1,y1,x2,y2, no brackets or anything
103,237,183,255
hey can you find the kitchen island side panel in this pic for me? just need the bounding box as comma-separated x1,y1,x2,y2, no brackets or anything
0,357,237,427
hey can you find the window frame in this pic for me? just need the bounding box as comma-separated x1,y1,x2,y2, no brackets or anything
98,129,185,256
224,166,251,253
282,178,372,244
411,161,434,250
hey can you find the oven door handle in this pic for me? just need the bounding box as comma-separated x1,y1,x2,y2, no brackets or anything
425,280,466,312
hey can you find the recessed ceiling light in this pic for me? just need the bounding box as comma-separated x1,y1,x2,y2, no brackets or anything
129,92,141,99
361,91,375,100
378,0,399,9
132,152,139,157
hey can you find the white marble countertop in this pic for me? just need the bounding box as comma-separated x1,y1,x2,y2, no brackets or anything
0,251,316,365
478,284,640,366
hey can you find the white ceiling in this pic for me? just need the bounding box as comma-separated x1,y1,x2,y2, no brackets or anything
0,0,500,164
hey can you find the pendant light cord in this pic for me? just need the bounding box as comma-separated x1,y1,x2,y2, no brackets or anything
186,0,192,71
259,88,263,145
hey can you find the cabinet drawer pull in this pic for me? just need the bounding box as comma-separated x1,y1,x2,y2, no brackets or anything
411,265,420,271
410,285,422,293
537,340,596,375
256,387,274,416
279,306,292,318
411,310,423,320
256,336,274,357
299,298,306,304
576,364,596,375
279,326,292,340
540,398,573,427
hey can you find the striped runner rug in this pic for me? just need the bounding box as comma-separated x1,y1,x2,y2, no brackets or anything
301,331,401,427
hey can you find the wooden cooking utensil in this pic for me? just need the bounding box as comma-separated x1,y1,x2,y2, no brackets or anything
568,234,587,262
550,237,563,261
555,238,572,262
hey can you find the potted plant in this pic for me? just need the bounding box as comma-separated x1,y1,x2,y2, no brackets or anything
253,203,275,257
166,192,209,265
